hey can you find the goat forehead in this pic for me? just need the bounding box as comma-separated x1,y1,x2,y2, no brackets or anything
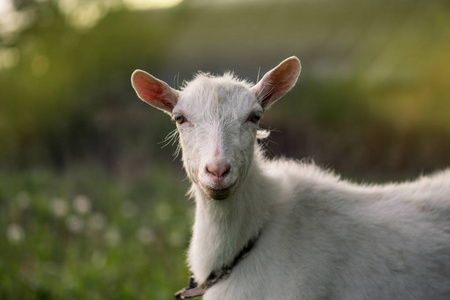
178,75,257,117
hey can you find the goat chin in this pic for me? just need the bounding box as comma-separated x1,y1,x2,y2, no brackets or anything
198,169,240,200
200,184,234,200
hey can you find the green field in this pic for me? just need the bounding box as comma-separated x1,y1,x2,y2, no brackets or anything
0,166,191,299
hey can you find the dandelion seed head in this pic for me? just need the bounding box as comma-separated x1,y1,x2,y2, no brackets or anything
137,226,156,244
6,223,25,243
66,215,84,233
51,198,68,217
73,195,92,215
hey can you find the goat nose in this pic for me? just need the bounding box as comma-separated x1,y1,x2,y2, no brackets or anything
205,162,231,179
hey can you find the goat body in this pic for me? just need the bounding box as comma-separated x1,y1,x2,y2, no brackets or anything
131,57,450,299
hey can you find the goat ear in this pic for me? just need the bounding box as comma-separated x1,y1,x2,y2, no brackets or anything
131,70,179,114
251,56,301,110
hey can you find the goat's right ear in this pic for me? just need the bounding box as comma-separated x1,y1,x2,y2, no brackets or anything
251,56,301,110
131,70,179,114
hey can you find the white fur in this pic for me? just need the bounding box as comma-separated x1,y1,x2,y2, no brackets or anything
131,57,450,299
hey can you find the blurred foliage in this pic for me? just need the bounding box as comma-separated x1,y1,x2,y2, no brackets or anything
0,165,190,299
0,0,186,171
1,0,450,298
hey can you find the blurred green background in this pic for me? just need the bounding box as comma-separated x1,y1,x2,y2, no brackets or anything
1,0,450,299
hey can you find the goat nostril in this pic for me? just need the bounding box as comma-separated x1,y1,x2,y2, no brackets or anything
205,166,213,176
222,166,231,177
205,164,231,178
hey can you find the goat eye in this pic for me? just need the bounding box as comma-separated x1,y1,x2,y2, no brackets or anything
247,112,262,123
174,114,187,124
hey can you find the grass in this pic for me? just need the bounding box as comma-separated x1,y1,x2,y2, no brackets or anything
0,165,192,300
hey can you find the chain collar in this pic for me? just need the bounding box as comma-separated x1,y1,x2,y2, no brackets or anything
175,231,261,299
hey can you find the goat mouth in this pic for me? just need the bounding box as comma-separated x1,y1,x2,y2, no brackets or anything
200,181,238,201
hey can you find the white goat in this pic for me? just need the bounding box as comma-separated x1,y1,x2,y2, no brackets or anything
131,57,450,300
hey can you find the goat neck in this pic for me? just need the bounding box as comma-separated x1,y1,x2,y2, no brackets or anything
188,152,271,285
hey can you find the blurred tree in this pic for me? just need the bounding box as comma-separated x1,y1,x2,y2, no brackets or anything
0,0,184,170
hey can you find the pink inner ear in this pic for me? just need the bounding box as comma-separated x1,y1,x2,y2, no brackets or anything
254,57,301,109
136,82,174,110
259,80,292,106
133,73,175,111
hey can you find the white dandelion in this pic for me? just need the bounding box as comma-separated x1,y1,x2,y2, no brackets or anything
137,226,156,245
50,198,68,218
73,195,92,215
66,215,84,233
6,223,25,243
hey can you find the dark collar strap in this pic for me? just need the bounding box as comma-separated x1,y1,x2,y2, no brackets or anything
175,232,261,299
174,276,206,299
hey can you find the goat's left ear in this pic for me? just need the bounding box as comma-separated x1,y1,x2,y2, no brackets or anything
131,70,179,114
251,56,301,110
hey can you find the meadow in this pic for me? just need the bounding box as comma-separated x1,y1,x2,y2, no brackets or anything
1,166,190,299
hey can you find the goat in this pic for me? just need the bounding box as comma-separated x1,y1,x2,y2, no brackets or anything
131,57,450,299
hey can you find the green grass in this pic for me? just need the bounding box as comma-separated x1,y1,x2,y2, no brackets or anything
0,165,192,300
